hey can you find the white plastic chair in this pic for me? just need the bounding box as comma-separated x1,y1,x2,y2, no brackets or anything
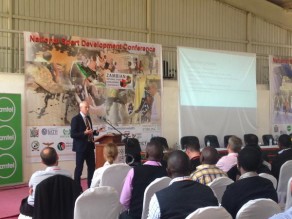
141,176,171,219
259,173,278,189
235,198,281,219
18,214,32,219
99,163,131,197
74,186,120,219
277,160,292,206
285,177,292,211
185,206,232,219
207,176,234,203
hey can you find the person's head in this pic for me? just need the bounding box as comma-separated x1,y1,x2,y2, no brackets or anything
40,147,58,166
227,136,243,153
200,147,219,165
185,142,200,159
278,134,291,149
79,101,89,115
237,147,261,174
167,150,190,178
244,134,258,146
145,141,164,161
122,138,142,165
148,81,158,96
103,143,118,164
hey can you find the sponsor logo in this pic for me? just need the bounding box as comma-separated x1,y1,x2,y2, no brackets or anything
42,142,54,147
0,97,16,122
31,141,40,151
41,128,47,135
287,125,291,132
61,129,71,138
42,128,58,136
0,154,17,179
30,127,39,137
0,125,16,150
48,128,58,135
57,142,66,151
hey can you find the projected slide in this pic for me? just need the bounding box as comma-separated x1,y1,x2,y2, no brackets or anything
179,47,256,108
178,47,257,147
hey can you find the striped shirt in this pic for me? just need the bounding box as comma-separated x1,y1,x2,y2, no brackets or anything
190,164,227,185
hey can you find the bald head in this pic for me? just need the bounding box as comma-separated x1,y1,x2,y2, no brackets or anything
167,150,190,178
40,147,58,166
146,141,164,161
200,147,219,164
79,101,89,115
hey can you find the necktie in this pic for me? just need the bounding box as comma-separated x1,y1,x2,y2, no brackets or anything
85,116,93,142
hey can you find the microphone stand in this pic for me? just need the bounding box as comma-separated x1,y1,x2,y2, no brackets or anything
99,117,129,139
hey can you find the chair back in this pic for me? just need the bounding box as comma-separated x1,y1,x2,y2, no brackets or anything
33,175,82,219
180,136,200,150
100,163,131,197
224,135,233,148
277,160,292,205
74,186,120,219
235,198,281,219
207,176,234,203
262,134,274,146
204,135,220,148
141,176,171,219
243,134,258,146
285,177,292,211
259,173,277,189
185,206,232,219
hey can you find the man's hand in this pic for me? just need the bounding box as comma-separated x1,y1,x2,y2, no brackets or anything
84,128,93,135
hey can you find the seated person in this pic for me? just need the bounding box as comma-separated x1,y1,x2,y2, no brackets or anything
122,138,141,166
221,147,278,219
185,141,201,172
147,150,218,219
216,136,242,172
119,141,167,219
191,147,227,185
19,147,71,217
91,143,118,188
271,134,292,180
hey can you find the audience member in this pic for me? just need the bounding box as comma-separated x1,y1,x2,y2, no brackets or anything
147,150,218,219
122,138,142,166
19,147,71,217
185,141,201,172
90,143,118,188
191,147,227,185
221,147,278,219
216,136,242,172
271,134,292,180
119,141,167,219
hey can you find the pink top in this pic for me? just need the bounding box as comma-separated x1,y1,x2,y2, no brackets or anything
119,161,162,209
216,153,238,172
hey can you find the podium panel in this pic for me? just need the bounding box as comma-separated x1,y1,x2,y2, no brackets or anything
94,134,124,168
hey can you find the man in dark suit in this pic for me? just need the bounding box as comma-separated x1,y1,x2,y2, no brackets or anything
272,134,292,180
71,101,101,188
221,147,278,219
147,150,218,219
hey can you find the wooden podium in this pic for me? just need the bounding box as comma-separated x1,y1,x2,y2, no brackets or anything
94,134,123,168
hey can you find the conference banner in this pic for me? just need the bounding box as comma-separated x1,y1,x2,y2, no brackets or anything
0,93,22,185
269,55,292,141
24,32,162,162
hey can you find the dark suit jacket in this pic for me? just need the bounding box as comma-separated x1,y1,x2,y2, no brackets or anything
271,148,292,180
70,113,97,152
221,176,278,219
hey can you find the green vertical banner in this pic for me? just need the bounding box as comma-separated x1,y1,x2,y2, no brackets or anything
0,93,22,185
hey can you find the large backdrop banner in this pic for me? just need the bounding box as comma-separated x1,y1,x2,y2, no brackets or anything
24,32,162,162
269,55,292,140
0,93,22,185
